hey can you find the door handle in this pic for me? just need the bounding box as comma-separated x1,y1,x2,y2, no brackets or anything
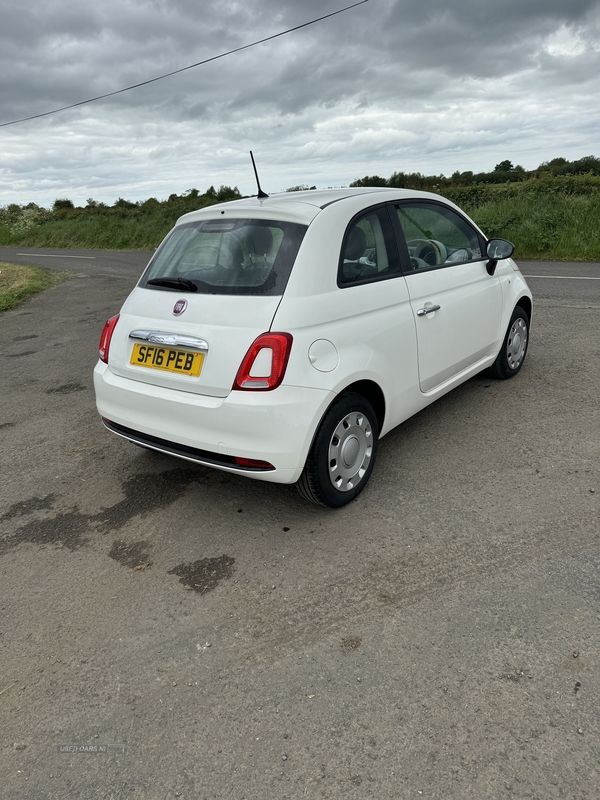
416,305,441,316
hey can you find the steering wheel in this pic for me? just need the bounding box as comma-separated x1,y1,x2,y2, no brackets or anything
407,239,447,266
409,256,428,270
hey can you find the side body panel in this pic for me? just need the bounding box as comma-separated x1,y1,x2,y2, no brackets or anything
404,261,503,393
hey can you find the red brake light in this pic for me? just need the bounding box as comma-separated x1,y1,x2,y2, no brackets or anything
234,457,275,469
233,332,293,391
99,315,120,363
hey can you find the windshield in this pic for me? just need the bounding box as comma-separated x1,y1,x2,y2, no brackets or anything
141,218,307,296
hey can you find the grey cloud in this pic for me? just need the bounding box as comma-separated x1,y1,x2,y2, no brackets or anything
1,0,599,205
1,0,593,120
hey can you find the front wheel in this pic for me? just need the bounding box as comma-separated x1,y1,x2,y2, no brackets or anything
297,393,379,508
489,305,529,379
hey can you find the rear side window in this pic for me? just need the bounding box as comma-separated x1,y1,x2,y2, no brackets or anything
141,218,307,296
338,206,400,286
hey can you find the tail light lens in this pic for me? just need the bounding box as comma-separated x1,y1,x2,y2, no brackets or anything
99,315,120,363
233,332,293,391
234,457,275,469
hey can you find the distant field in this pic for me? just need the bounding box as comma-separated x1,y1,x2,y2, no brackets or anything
1,174,600,260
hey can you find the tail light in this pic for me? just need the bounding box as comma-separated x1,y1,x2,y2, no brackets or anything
99,315,120,363
234,457,274,469
233,332,293,391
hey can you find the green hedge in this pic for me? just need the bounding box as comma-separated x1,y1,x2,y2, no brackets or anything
2,174,600,259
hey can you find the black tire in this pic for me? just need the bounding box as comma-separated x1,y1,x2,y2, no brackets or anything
297,392,379,508
489,305,529,379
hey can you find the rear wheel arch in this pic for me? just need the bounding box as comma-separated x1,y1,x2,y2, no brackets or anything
303,379,385,459
341,379,385,432
296,380,385,507
298,391,380,507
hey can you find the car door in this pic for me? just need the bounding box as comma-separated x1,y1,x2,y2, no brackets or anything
392,201,502,393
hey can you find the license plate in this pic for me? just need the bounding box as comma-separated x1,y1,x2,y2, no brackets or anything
130,343,204,377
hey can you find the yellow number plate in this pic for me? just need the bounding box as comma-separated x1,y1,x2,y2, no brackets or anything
130,343,204,377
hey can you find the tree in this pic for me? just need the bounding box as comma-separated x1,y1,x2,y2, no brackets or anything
573,155,600,175
494,160,515,173
53,198,74,210
215,185,239,201
350,175,388,187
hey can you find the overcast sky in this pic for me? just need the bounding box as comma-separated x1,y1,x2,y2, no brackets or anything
1,0,599,207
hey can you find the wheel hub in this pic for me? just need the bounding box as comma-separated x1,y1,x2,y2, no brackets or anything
507,318,527,370
341,436,360,467
328,413,373,492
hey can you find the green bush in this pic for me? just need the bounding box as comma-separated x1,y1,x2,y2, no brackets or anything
2,165,600,259
0,186,242,250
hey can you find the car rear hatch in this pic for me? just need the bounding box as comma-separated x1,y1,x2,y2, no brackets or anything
107,291,284,398
106,215,307,399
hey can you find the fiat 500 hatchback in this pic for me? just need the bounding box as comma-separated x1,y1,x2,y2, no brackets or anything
94,187,532,507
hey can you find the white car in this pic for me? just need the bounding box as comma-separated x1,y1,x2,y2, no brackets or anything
94,187,531,507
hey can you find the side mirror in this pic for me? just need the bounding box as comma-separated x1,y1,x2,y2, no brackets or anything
486,238,514,275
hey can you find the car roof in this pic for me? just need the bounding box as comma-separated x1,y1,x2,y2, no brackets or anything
177,187,448,227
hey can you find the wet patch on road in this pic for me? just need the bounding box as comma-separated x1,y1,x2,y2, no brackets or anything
1,493,57,522
0,467,205,556
46,382,87,394
1,507,91,553
168,555,235,594
92,468,203,533
6,350,36,358
13,335,38,341
0,422,15,431
109,540,153,570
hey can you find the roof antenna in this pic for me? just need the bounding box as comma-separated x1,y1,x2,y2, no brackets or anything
250,151,269,199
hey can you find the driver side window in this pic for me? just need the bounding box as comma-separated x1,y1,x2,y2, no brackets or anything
395,203,482,271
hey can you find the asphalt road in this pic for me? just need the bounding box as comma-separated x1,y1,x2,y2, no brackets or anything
1,250,599,800
0,246,152,281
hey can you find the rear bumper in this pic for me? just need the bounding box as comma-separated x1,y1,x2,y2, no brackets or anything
93,362,333,484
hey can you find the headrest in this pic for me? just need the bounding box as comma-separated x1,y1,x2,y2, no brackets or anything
245,226,273,256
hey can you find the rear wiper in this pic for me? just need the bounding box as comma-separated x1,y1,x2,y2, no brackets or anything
147,277,198,292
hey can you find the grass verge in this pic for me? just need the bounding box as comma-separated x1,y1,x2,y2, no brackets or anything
0,262,67,312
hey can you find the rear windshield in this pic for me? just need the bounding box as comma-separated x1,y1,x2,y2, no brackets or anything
140,218,307,296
